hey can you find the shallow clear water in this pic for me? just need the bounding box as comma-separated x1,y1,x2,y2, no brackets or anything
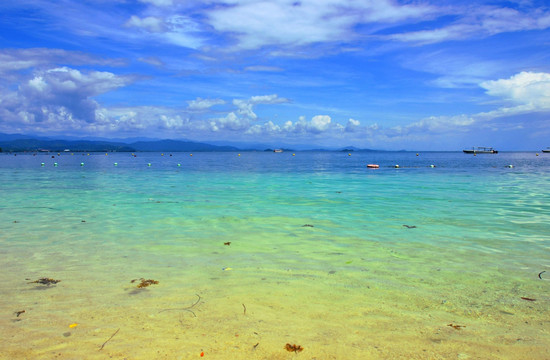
1,151,549,359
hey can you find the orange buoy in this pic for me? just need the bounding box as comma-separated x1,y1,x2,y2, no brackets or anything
366,164,380,169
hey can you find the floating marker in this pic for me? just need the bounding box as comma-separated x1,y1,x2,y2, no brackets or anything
177,164,181,167
41,163,45,167
416,153,419,156
147,163,152,167
238,154,241,156
348,153,351,156
80,162,84,166
394,164,400,168
430,164,436,168
54,162,58,167
506,164,514,168
190,154,193,156
293,153,295,156
114,163,118,166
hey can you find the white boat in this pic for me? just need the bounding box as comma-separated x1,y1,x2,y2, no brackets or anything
463,147,498,154
542,148,550,153
273,149,283,153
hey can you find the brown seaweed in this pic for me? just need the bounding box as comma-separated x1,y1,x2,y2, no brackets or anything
131,278,159,288
285,343,304,353
28,278,61,286
447,323,465,330
224,242,231,246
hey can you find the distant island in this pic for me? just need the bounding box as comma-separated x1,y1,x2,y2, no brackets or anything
0,132,385,153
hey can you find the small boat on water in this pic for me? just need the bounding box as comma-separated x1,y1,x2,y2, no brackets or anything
542,148,550,153
273,149,283,153
463,147,498,154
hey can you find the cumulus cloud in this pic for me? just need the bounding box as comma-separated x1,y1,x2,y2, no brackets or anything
231,94,289,120
1,67,137,134
345,118,360,132
480,71,550,109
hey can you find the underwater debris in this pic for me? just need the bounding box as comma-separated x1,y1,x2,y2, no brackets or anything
131,278,159,288
302,224,314,228
224,242,231,246
159,294,202,317
285,343,304,353
99,328,120,351
14,310,25,317
521,297,536,301
402,225,417,229
28,278,61,286
447,323,465,330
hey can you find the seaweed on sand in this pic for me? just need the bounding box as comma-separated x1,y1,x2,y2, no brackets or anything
28,278,61,286
131,278,159,288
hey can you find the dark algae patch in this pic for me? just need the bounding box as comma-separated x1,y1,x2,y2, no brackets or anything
131,278,159,288
27,278,61,286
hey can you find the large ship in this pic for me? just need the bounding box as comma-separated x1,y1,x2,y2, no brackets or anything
463,147,498,154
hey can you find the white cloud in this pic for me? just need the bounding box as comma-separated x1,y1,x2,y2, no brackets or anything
480,71,550,109
206,0,436,50
244,65,284,72
388,5,550,44
309,115,331,133
125,16,166,33
0,66,137,134
0,48,125,75
139,0,173,6
211,112,251,131
345,118,360,132
187,97,226,110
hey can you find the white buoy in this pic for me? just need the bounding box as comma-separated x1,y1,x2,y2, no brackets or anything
394,164,400,168
114,163,118,166
54,162,58,167
430,164,436,168
177,164,181,167
41,163,45,167
80,162,84,166
147,163,152,167
506,164,514,168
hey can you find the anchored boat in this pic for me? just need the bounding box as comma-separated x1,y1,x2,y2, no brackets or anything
463,147,498,154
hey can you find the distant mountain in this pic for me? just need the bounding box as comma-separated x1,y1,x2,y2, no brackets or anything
0,132,390,152
0,133,34,141
0,133,239,152
130,139,239,152
0,138,135,152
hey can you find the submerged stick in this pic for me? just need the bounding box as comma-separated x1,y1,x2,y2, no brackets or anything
99,328,120,351
159,294,201,317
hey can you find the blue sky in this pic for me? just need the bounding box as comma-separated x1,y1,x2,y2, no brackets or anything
1,0,549,150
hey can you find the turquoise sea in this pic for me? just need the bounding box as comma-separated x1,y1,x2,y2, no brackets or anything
1,151,549,359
